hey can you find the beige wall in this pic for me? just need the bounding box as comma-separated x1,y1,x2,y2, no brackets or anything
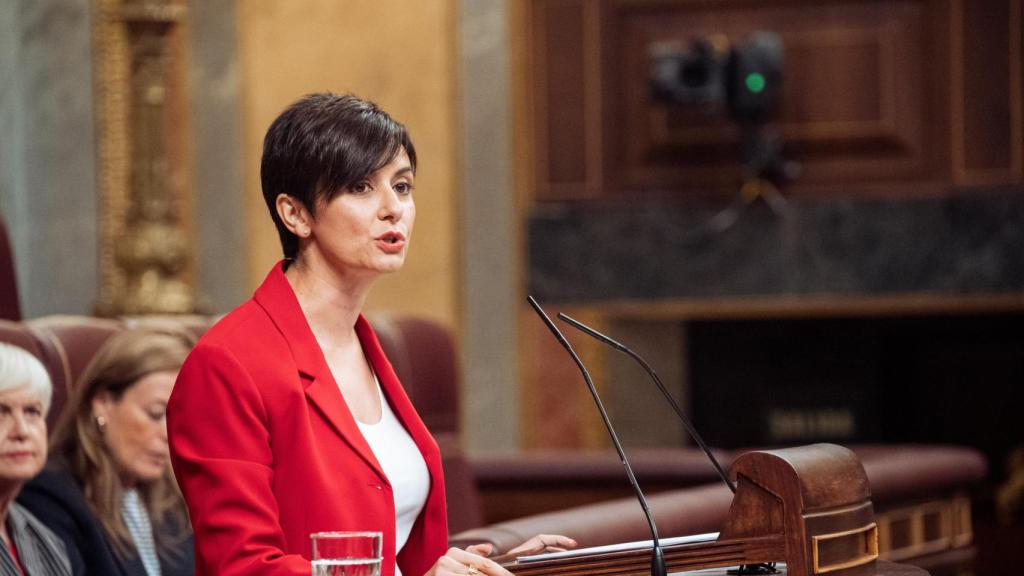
237,1,461,329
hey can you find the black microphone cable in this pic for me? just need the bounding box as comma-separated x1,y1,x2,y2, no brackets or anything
527,296,667,576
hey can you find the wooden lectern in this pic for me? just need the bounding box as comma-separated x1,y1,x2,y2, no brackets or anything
505,444,880,576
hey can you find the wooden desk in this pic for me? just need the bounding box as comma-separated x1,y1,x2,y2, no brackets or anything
666,561,926,576
505,445,882,576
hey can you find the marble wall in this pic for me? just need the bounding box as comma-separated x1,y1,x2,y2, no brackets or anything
461,0,521,452
0,0,98,317
529,190,1024,302
188,0,247,313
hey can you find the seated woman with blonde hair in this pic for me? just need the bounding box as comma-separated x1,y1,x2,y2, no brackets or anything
17,328,194,576
0,342,72,575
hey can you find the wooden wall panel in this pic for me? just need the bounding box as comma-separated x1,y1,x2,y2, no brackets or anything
612,0,935,194
541,1,587,190
527,0,1024,200
951,0,1023,184
535,0,605,200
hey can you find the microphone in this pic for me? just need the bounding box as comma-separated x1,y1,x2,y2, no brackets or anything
526,296,667,576
557,312,735,494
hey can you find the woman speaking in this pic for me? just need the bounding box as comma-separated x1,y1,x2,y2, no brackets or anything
166,94,571,576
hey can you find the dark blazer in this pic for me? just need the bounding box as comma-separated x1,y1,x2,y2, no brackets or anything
17,463,194,576
166,262,449,576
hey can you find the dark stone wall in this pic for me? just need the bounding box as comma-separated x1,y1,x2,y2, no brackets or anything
529,189,1024,302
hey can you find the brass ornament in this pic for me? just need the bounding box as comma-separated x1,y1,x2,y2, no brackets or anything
94,0,196,315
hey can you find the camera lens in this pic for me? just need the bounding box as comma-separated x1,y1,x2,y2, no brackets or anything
680,58,711,88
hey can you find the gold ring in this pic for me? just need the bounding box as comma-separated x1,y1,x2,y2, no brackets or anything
467,566,480,576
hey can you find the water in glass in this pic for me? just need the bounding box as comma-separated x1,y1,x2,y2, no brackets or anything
311,558,381,576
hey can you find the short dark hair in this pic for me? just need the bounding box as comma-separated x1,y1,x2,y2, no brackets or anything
260,93,417,259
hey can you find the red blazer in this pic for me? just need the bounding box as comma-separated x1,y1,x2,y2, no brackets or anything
167,262,449,576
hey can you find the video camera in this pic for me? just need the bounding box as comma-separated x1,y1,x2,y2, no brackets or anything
650,31,784,124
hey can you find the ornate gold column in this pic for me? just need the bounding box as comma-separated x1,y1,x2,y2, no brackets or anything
94,0,197,315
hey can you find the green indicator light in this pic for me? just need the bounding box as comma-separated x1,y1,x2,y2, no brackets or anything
745,73,766,93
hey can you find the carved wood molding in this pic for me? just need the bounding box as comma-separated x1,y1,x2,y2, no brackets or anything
93,0,196,315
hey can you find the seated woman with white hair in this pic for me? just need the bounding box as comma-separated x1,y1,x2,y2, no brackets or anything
0,342,72,575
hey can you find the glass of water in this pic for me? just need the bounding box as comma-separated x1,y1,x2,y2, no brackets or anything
310,531,383,576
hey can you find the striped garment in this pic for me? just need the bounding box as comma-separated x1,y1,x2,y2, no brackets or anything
121,490,162,576
0,502,72,576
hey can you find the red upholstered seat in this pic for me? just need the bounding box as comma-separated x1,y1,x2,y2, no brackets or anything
0,215,21,321
854,444,988,504
23,315,122,426
0,320,43,360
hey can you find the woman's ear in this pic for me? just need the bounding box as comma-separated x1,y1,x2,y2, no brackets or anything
91,390,113,422
276,194,312,238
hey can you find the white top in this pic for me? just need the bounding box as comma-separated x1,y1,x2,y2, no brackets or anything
356,378,430,576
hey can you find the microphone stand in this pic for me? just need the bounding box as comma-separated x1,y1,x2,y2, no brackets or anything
527,296,667,576
557,313,734,494
558,313,779,575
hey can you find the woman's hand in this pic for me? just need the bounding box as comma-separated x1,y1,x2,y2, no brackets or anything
424,534,577,576
507,534,578,557
425,546,511,576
